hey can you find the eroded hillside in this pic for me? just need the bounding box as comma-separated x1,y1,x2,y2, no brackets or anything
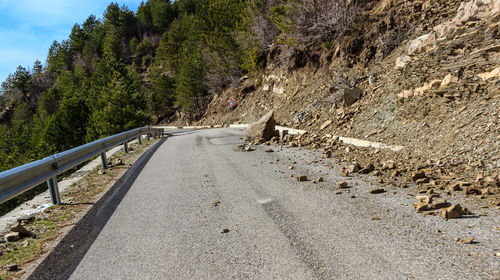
200,0,500,208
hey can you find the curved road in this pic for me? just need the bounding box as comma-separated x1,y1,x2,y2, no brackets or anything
27,128,499,279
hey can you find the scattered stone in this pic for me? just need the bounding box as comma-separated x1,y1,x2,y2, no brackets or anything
369,76,377,85
343,87,363,106
382,160,396,170
458,236,475,244
416,195,432,204
414,202,430,212
5,232,20,242
411,171,426,181
447,183,461,192
441,204,463,220
431,199,449,209
296,175,308,182
334,191,342,195
483,176,498,188
6,263,18,271
337,181,349,189
265,149,274,153
244,146,255,152
245,110,277,141
108,158,124,167
346,164,361,173
350,195,356,198
220,228,231,234
395,55,411,69
415,178,430,184
322,151,332,158
212,200,220,207
478,67,500,81
440,74,459,87
368,188,385,194
10,222,30,237
340,168,349,177
480,188,490,195
320,120,332,130
408,33,436,55
288,166,294,170
371,216,381,221
358,163,375,174
316,177,324,182
463,187,480,195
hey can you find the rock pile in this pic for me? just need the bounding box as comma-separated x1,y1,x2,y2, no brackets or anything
243,129,500,215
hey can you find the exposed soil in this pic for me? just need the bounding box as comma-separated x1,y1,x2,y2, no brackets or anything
197,0,500,212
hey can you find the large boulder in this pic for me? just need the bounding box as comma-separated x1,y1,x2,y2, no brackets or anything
245,110,276,140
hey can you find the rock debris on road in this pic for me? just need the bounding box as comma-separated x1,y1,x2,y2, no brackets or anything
27,128,499,280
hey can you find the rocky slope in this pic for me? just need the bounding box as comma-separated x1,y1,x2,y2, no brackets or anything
198,0,500,210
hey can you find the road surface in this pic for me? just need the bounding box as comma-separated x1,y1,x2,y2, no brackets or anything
27,128,499,279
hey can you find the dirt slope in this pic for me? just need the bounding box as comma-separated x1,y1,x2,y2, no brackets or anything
199,0,500,209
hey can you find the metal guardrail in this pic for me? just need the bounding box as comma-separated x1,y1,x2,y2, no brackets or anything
0,126,164,205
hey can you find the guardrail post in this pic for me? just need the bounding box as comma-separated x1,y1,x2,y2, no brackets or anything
123,142,129,153
47,177,61,205
146,132,150,141
100,152,108,169
137,135,142,145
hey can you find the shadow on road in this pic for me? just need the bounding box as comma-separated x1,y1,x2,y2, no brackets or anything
27,138,166,280
163,129,198,137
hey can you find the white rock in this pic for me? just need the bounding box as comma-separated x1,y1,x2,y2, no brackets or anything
453,0,499,24
408,33,436,55
395,55,411,69
398,79,442,99
441,74,459,87
433,21,457,39
478,67,500,80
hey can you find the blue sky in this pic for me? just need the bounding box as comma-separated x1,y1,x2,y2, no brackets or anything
0,0,143,84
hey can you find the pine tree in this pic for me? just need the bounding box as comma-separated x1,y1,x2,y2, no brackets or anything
175,45,206,112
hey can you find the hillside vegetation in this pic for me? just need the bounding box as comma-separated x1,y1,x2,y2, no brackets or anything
1,0,499,210
0,0,366,172
0,0,364,211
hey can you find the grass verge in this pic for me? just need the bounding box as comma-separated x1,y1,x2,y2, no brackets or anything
0,138,159,279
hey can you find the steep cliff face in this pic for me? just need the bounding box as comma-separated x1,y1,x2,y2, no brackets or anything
200,0,500,200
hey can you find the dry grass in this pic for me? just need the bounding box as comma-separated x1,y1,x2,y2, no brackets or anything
0,139,158,279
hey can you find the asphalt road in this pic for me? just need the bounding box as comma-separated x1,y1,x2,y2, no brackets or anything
28,128,499,279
